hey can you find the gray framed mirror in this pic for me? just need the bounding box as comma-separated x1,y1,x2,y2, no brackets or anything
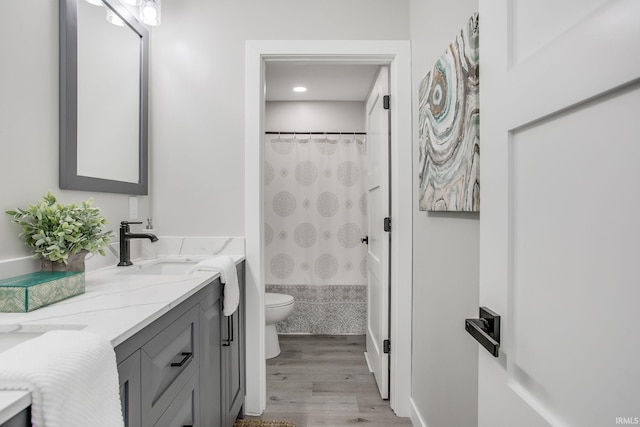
60,0,149,195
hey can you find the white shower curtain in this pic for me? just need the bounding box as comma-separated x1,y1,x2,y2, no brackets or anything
264,133,368,334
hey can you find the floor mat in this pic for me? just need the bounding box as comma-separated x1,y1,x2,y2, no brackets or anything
233,419,296,427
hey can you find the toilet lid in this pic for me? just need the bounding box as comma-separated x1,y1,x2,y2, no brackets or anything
265,293,294,308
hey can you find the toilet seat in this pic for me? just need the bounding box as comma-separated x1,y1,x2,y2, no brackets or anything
265,293,294,308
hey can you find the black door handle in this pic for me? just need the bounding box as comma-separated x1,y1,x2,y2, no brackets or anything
465,307,501,357
361,236,369,245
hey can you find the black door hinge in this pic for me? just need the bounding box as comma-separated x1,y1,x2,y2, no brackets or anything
384,217,391,232
383,339,391,354
383,95,390,110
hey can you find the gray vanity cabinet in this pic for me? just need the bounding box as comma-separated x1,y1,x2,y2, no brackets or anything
0,408,29,427
154,371,199,427
198,284,223,426
116,288,208,427
115,260,246,427
118,351,142,427
221,262,246,427
201,261,246,427
141,305,200,425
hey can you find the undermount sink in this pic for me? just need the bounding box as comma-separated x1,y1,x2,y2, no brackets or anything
117,259,200,276
0,324,87,353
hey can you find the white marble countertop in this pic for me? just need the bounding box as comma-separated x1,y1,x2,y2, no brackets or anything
0,254,245,424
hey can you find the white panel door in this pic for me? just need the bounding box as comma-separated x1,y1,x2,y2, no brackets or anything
479,0,640,426
365,66,391,399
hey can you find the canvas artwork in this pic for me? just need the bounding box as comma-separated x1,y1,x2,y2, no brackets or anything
418,13,480,212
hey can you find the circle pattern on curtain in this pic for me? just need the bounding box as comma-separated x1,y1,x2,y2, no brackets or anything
264,161,274,185
315,254,339,280
273,191,297,217
294,223,318,248
317,192,339,218
337,161,361,187
271,253,295,279
295,161,319,186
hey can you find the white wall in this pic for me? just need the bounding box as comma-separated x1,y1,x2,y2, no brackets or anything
409,1,480,427
0,1,150,276
149,0,410,236
266,101,365,133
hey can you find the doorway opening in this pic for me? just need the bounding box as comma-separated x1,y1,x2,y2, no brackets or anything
263,61,377,337
244,40,412,417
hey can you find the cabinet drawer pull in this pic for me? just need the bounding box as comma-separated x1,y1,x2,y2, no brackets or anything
170,352,193,367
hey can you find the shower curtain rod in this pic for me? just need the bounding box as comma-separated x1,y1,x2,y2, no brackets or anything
265,131,366,135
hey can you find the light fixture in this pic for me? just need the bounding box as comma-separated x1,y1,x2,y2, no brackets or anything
106,8,125,26
140,0,161,26
121,0,140,5
293,86,307,93
85,0,104,6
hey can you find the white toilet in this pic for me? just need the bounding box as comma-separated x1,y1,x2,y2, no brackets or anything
265,293,295,359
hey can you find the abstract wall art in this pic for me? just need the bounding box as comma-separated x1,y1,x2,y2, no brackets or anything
418,13,480,212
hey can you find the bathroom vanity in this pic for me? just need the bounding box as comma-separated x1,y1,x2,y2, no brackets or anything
115,262,246,427
0,258,245,427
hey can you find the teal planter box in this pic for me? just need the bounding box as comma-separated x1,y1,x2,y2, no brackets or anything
0,271,85,312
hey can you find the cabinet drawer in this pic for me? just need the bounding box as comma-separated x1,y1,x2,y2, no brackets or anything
142,305,199,425
153,371,199,427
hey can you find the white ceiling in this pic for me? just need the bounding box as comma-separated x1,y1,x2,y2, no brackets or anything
265,62,381,102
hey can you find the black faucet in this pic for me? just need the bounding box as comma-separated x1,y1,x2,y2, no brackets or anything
118,221,159,266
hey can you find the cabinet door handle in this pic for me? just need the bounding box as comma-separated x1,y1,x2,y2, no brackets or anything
223,312,234,346
170,352,193,367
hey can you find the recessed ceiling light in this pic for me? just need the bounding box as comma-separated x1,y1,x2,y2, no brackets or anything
293,86,307,93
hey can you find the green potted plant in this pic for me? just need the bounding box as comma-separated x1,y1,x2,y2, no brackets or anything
6,192,114,272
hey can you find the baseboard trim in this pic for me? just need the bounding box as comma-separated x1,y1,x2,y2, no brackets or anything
410,397,428,427
363,351,373,373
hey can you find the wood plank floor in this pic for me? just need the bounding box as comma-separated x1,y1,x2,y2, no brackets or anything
245,335,413,427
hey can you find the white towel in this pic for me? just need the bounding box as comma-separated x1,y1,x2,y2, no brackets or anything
190,255,239,316
0,330,124,427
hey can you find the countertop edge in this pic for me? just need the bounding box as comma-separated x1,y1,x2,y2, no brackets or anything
108,272,215,348
109,255,245,347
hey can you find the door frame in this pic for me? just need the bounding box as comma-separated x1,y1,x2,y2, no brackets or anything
244,40,412,416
